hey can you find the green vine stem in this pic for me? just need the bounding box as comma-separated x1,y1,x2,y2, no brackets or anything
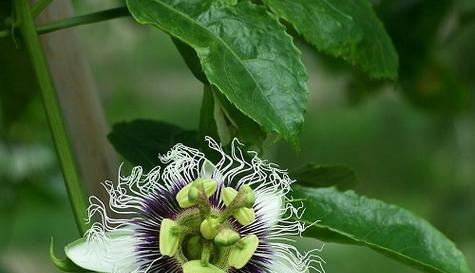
0,6,130,39
15,0,89,235
36,6,129,35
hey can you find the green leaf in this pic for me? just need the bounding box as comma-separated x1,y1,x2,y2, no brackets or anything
199,85,219,142
290,163,357,190
375,0,468,113
262,0,398,79
172,38,208,84
108,119,197,170
126,0,309,147
293,186,472,273
211,86,266,150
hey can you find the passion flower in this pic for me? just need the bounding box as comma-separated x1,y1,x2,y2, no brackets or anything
64,138,324,273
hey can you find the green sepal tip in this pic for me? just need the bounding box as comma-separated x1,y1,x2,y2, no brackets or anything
50,237,88,272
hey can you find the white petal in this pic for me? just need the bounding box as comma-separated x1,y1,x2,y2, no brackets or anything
255,190,283,226
65,229,139,273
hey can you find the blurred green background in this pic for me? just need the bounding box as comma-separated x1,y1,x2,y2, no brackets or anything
1,0,474,272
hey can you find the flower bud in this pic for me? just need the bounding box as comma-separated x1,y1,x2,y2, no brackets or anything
200,218,220,240
183,260,225,273
228,235,259,269
159,219,180,256
214,229,240,246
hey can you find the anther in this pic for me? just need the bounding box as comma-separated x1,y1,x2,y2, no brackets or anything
183,260,225,273
189,178,218,202
220,186,256,225
214,228,240,246
159,219,180,256
200,218,220,240
176,178,217,209
228,235,259,269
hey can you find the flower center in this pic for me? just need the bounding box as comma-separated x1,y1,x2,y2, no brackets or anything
159,178,259,273
172,208,233,270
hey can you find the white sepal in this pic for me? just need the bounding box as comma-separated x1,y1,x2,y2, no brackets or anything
65,229,139,273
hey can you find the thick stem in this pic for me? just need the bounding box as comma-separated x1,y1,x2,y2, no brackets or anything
15,0,89,235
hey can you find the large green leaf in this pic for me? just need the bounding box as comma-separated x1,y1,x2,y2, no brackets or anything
293,186,472,273
290,163,357,190
126,0,308,146
108,119,197,170
262,0,398,79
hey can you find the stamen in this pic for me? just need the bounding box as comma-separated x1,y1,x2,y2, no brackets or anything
200,218,220,240
228,235,259,269
219,186,256,225
159,219,180,257
183,260,225,273
176,178,218,209
214,229,240,247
